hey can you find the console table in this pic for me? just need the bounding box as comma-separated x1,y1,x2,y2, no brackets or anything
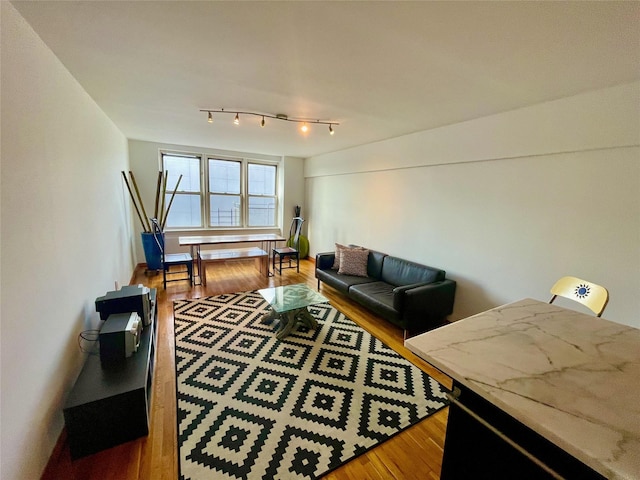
63,289,157,459
405,299,640,480
179,233,286,282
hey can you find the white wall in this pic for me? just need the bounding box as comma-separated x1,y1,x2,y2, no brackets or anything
128,140,305,261
281,156,306,234
0,4,134,479
305,82,640,327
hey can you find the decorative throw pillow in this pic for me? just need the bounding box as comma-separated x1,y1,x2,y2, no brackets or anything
331,243,346,269
338,248,369,277
331,243,364,270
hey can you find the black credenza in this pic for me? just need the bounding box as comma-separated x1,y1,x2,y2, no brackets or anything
441,381,606,480
63,289,157,459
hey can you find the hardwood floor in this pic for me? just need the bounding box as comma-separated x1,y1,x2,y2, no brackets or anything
42,258,451,480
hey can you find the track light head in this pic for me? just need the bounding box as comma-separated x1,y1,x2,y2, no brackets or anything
207,111,213,123
260,116,265,128
329,124,334,135
300,122,309,133
233,113,240,125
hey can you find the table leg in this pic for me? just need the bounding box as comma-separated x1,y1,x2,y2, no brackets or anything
276,311,298,340
266,240,275,277
260,308,278,325
260,309,292,338
189,245,203,286
264,239,285,277
197,245,202,285
202,259,207,287
261,240,270,277
295,307,319,330
272,307,318,340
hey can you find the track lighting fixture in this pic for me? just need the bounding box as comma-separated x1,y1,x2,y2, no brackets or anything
200,108,338,135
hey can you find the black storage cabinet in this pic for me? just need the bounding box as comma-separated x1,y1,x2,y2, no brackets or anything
441,381,606,480
63,289,157,459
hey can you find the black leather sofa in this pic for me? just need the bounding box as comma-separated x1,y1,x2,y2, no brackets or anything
316,247,456,336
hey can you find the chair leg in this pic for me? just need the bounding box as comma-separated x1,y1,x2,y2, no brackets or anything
296,253,299,272
163,265,167,289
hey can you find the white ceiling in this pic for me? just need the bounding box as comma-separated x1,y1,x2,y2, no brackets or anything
11,1,640,158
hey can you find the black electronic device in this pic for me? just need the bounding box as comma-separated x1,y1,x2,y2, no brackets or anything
95,284,151,325
99,312,142,365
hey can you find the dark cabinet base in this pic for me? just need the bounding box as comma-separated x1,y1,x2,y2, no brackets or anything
441,382,605,480
63,289,157,459
64,387,150,459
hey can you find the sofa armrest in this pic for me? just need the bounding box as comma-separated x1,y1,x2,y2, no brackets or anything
400,280,457,328
392,282,430,310
315,252,336,271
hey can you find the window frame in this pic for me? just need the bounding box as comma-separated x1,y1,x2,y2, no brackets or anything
160,150,279,230
159,152,204,229
246,162,278,228
207,157,242,228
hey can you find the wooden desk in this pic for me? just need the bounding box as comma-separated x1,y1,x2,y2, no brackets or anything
179,233,286,281
405,299,640,480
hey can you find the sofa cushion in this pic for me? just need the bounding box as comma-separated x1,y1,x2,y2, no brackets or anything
338,248,369,276
349,281,400,323
365,250,387,279
316,268,376,294
380,256,445,287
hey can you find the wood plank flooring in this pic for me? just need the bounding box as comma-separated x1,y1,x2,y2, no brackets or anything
42,259,451,480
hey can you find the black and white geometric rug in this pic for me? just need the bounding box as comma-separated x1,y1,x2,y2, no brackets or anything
174,291,449,480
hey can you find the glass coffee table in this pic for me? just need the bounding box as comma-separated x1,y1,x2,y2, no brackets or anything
258,283,329,339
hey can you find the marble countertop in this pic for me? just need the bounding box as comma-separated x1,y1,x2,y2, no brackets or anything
405,298,640,480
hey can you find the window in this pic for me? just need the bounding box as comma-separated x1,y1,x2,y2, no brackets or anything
247,163,277,227
208,159,241,227
162,153,202,228
162,151,278,229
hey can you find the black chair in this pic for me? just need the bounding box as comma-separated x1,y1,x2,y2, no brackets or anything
151,218,193,288
273,217,304,274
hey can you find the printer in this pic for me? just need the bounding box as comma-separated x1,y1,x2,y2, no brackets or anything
95,284,152,326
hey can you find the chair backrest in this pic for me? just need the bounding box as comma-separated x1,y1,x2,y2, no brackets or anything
150,218,166,260
549,276,609,317
290,217,304,249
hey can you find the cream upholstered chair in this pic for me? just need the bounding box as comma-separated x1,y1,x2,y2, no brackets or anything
549,276,609,317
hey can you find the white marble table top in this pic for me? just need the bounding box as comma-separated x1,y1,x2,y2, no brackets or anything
405,298,640,480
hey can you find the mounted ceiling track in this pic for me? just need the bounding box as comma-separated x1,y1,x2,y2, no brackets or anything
200,108,338,135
